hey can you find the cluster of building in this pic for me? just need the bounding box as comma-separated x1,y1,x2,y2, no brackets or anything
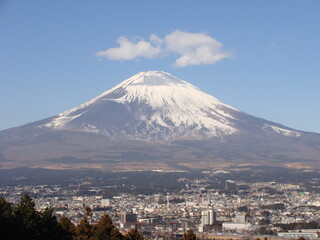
1,171,320,239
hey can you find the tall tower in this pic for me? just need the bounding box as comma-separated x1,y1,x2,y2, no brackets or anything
225,180,235,190
201,210,216,226
197,193,203,204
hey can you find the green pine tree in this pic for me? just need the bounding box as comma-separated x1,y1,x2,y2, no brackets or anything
58,216,76,240
39,207,62,240
13,194,42,240
94,214,123,240
0,197,14,240
75,216,95,240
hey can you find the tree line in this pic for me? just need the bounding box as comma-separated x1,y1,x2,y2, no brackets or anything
0,195,144,240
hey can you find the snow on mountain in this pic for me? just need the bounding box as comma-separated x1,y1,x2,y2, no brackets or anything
43,71,240,139
263,124,301,137
2,71,320,170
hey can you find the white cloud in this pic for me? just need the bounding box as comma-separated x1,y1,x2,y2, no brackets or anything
96,30,232,67
96,36,161,60
164,30,232,67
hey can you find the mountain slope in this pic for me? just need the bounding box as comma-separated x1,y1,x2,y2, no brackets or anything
0,71,319,171
42,71,239,139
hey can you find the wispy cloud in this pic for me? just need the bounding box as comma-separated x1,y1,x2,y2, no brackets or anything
96,30,232,67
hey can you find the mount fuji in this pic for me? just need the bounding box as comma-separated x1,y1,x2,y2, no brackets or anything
1,71,320,171
44,71,239,139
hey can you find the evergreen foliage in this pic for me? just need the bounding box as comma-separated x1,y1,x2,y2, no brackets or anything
95,214,123,240
59,216,76,240
0,197,14,240
13,194,42,240
0,195,125,240
75,216,95,240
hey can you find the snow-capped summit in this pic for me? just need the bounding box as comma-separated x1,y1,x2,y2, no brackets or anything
113,71,189,86
1,71,320,170
43,71,240,139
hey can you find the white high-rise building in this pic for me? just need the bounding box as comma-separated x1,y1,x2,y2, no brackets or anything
201,210,216,226
101,199,110,207
235,213,246,223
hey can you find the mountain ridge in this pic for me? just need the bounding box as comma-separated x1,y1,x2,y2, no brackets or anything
0,71,319,171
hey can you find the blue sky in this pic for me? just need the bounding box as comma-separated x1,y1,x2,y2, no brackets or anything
0,0,319,133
